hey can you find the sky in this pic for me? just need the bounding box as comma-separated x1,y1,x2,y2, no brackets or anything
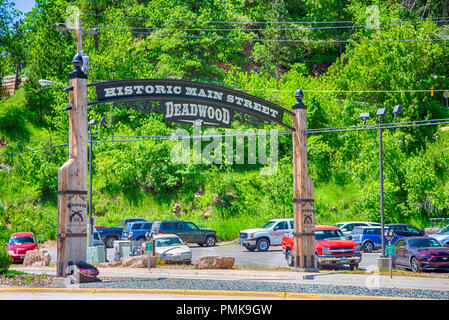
13,0,36,14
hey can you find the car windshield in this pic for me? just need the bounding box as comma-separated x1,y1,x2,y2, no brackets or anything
437,225,449,234
315,229,346,241
262,221,277,229
9,236,35,245
155,237,183,247
408,238,443,248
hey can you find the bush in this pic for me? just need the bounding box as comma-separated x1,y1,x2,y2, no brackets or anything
0,244,11,274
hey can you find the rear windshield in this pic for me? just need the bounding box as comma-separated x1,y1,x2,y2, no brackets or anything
160,222,174,232
9,236,35,245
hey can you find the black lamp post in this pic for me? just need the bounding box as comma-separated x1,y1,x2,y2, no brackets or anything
360,105,402,258
87,116,106,247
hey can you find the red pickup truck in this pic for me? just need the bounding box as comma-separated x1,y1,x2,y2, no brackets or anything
282,225,362,270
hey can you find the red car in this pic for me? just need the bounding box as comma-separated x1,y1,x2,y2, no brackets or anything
282,225,362,270
7,232,39,263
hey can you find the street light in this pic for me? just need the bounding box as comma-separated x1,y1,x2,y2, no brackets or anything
360,105,402,261
87,116,106,247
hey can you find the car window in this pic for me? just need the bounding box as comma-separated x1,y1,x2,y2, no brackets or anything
315,229,346,241
142,223,152,229
9,236,35,245
395,240,406,247
175,222,185,230
262,221,277,229
373,228,381,235
438,225,449,234
405,226,419,233
408,238,442,248
352,228,363,235
289,220,294,229
185,222,198,231
276,221,289,230
161,222,173,232
155,237,184,247
131,223,142,230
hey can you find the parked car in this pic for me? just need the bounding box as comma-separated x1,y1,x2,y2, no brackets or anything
393,236,449,272
122,221,153,243
333,221,380,238
151,220,217,247
282,225,362,270
97,218,147,248
239,218,294,252
144,234,192,265
6,232,39,263
386,223,425,237
430,224,449,247
351,226,400,252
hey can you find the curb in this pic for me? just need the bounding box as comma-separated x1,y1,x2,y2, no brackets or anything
0,287,416,300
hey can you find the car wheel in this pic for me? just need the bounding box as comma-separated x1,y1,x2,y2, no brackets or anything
245,245,256,252
205,235,216,247
256,238,269,252
410,256,421,273
286,249,294,267
350,263,359,271
362,241,374,253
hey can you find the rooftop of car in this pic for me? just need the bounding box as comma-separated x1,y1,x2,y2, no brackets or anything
10,232,35,237
151,233,182,239
316,225,339,230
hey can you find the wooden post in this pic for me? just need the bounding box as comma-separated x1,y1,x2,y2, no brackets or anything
56,54,88,277
292,89,317,271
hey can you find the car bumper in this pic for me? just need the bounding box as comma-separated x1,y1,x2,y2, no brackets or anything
317,254,362,266
420,261,449,269
238,238,257,247
8,253,26,262
159,254,192,263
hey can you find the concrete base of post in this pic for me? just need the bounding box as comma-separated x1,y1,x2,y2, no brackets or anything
377,257,390,271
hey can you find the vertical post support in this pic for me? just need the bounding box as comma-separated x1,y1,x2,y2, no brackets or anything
56,54,88,277
292,89,317,272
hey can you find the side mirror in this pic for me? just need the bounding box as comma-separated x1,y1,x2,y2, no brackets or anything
346,235,353,240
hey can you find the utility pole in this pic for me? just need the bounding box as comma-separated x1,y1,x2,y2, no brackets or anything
292,89,317,271
56,14,89,277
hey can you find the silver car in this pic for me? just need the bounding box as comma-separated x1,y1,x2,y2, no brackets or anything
430,225,449,247
145,234,192,265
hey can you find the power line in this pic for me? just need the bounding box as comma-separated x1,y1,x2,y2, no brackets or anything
80,13,449,25
89,26,448,43
2,118,449,156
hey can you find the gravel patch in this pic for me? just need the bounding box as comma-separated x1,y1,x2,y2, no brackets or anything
78,277,449,300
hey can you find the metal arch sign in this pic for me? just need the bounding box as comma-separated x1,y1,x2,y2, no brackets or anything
87,79,294,130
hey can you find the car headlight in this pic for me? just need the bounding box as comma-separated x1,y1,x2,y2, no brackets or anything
8,250,14,255
323,247,331,254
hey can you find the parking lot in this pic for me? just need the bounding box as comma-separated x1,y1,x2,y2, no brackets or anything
44,242,381,271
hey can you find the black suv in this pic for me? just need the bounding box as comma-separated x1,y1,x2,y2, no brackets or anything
386,223,425,237
151,220,217,247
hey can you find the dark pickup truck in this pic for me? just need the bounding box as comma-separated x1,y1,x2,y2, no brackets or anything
96,218,146,248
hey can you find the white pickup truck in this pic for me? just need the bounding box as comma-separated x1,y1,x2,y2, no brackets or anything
238,218,294,251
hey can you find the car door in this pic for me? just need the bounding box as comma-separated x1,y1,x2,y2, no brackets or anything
271,221,289,245
185,221,202,243
394,239,407,266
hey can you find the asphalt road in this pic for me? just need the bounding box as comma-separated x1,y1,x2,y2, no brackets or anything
44,243,381,271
